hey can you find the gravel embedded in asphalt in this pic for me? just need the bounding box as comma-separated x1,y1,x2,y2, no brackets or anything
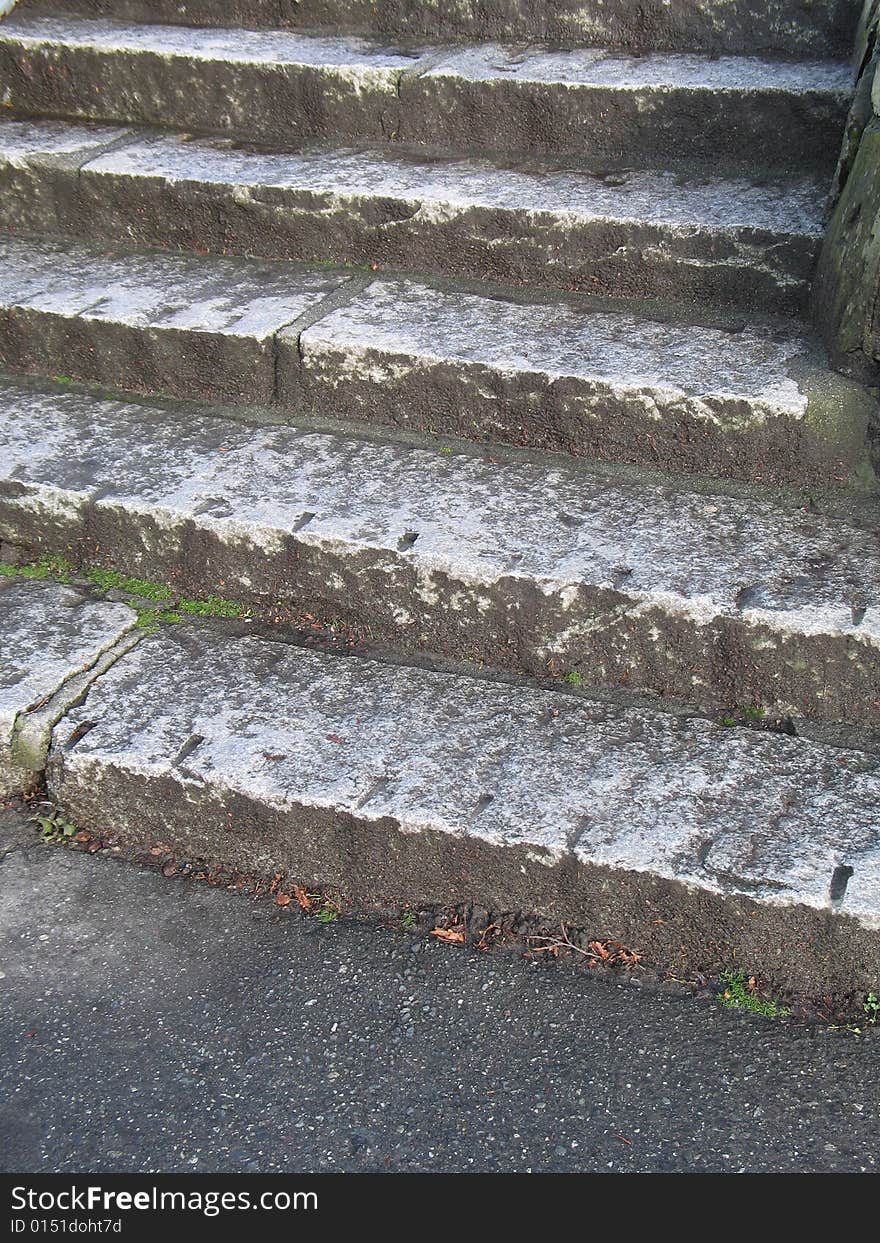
0,809,877,1174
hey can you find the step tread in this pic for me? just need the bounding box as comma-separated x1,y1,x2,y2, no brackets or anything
0,235,871,486
8,0,865,62
1,14,855,96
0,235,349,337
0,118,134,166
0,576,132,734
66,126,826,237
0,13,418,71
3,381,877,646
422,42,854,94
298,275,816,411
0,232,823,389
49,621,880,926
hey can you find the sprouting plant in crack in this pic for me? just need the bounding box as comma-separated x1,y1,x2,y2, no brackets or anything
718,970,790,1020
32,806,78,844
85,568,174,601
400,909,416,930
564,671,583,687
0,556,73,583
316,902,340,924
178,596,244,619
865,991,879,1025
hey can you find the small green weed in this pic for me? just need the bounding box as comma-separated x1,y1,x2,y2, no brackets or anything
1,556,73,583
85,568,173,600
864,991,879,1025
178,596,244,619
33,808,78,844
718,970,790,1020
564,671,583,687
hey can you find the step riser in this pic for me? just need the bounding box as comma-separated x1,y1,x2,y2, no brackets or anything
2,387,878,727
289,349,868,488
402,76,849,174
0,153,819,315
49,752,880,996
11,0,863,59
11,496,877,729
0,38,850,170
0,308,284,405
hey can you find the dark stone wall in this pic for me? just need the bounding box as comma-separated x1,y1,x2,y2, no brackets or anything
813,0,880,381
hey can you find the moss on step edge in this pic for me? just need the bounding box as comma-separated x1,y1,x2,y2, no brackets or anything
0,556,246,631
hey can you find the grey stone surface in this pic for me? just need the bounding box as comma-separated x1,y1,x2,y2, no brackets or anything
403,43,853,169
0,15,852,166
0,15,425,147
0,119,133,235
288,275,874,483
0,122,823,311
0,381,878,724
44,625,880,992
0,229,869,484
0,235,350,401
1,818,879,1175
0,578,135,795
9,0,866,58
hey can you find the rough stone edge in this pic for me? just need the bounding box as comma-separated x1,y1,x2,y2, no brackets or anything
44,752,880,998
2,615,141,796
7,0,865,60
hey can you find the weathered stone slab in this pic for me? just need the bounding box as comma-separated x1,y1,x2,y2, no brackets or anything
1,382,878,724
0,119,133,235
0,16,422,146
0,236,350,401
401,44,853,170
1,230,866,484
0,123,822,312
0,577,135,795
48,626,880,993
0,16,852,166
11,0,865,59
285,276,874,485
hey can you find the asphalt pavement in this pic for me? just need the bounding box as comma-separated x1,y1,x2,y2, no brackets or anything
1,808,877,1174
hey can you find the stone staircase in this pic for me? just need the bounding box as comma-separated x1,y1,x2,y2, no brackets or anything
1,0,878,996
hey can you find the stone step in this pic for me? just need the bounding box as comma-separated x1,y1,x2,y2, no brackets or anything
286,276,877,485
1,380,878,725
41,620,880,996
0,235,355,405
0,236,873,485
0,120,827,314
9,0,864,60
0,15,853,170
